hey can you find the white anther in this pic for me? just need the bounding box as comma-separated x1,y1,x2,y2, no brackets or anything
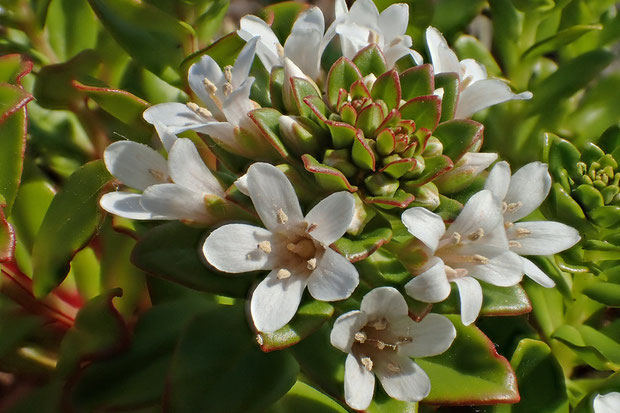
504,201,523,213
509,241,522,248
223,82,233,96
367,30,379,44
468,228,484,241
306,258,317,270
368,317,388,331
361,356,373,371
305,222,318,233
276,43,284,58
387,363,401,373
277,269,291,279
451,232,462,245
148,168,167,181
257,241,271,253
354,331,367,343
471,254,489,264
277,208,288,224
203,78,218,95
186,102,212,118
223,65,233,83
516,228,532,237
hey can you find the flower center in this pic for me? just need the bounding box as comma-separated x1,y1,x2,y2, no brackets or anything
352,317,412,372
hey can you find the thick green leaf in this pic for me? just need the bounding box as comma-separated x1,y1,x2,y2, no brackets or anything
399,96,441,131
529,49,614,114
68,298,215,410
258,300,334,352
582,282,620,307
353,44,388,77
132,221,256,298
265,381,348,413
32,161,112,297
87,0,190,85
326,57,361,108
552,325,616,371
0,54,33,84
523,25,603,60
47,0,98,60
261,2,308,43
493,339,568,413
399,64,434,101
433,119,484,161
10,178,56,253
333,215,393,263
418,314,519,404
434,283,532,317
371,70,401,111
454,35,502,77
56,289,127,376
302,154,358,192
165,304,299,413
0,207,15,263
434,72,459,122
0,105,28,214
182,32,246,73
0,84,32,123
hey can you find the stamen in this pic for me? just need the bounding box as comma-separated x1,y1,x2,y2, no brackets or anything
203,78,218,95
186,102,212,118
505,221,514,229
389,36,402,47
516,228,532,237
256,334,264,346
505,201,523,213
276,43,284,58
306,258,317,270
223,82,233,97
445,266,469,279
277,269,291,279
305,222,318,233
509,241,522,248
468,228,484,241
354,332,367,343
368,317,388,331
451,232,462,245
223,65,233,83
257,241,272,253
471,254,489,264
387,363,401,373
361,356,373,371
276,208,288,224
367,30,379,44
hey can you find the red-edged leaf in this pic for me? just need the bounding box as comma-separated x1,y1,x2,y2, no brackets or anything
302,154,357,192
399,95,441,131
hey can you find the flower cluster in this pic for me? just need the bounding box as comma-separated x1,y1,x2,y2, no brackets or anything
98,0,581,410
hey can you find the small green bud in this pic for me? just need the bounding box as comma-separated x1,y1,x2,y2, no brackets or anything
364,173,399,197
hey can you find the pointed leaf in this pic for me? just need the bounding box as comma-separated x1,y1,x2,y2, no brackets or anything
400,64,434,101
32,161,113,297
326,57,361,108
371,70,401,111
302,154,357,192
353,44,388,77
435,72,459,122
523,25,603,60
0,105,28,214
399,96,441,131
433,120,483,161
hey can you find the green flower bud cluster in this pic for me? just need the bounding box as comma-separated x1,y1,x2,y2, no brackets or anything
546,125,620,231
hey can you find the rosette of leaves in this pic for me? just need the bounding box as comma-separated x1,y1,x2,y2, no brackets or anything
251,45,484,216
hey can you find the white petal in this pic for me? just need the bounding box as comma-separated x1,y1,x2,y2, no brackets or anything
336,23,371,59
305,192,355,245
250,270,307,333
239,16,282,72
378,4,408,45
484,161,511,201
426,27,461,75
284,7,324,80
383,42,424,68
509,221,580,256
222,77,255,126
140,183,211,223
455,78,532,119
153,121,178,153
143,102,215,134
375,355,430,402
453,277,483,326
232,36,259,89
460,58,487,83
168,138,224,196
187,55,226,119
593,392,620,413
441,152,498,183
100,192,159,220
347,0,381,30
197,121,237,149
335,0,348,17
522,257,555,288
330,310,367,352
504,162,551,222
360,286,409,321
103,141,168,191
307,248,359,301
246,163,304,230
404,257,451,303
234,173,249,196
401,207,445,252
466,251,524,287
447,190,503,241
344,353,375,411
399,313,456,358
202,224,275,273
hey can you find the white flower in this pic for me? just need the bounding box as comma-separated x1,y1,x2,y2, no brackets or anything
425,26,532,119
203,162,358,333
485,161,581,288
100,134,225,224
594,392,620,413
402,190,523,325
330,287,456,410
238,7,330,80
435,152,498,186
333,0,423,68
143,37,261,157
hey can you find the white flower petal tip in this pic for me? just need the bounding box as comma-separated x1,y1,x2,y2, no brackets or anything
100,192,156,221
593,392,620,413
332,287,455,409
103,141,168,191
